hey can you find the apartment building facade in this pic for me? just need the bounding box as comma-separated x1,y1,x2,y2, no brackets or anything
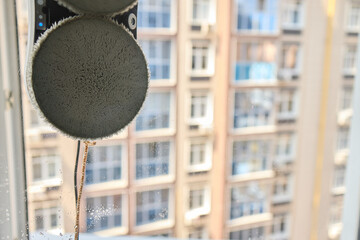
18,0,360,240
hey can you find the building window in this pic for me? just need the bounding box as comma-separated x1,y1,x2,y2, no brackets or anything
190,92,212,125
275,132,296,164
188,227,207,239
191,41,214,75
343,44,357,76
235,41,277,82
136,189,170,226
86,195,123,232
189,188,206,210
341,87,353,110
230,185,267,220
272,213,290,238
337,127,350,151
136,141,171,180
273,174,293,203
329,199,343,227
236,0,278,33
35,207,61,231
233,90,274,129
346,1,360,32
277,89,298,120
192,0,215,24
139,40,173,81
229,227,265,240
188,139,212,172
85,145,123,185
138,0,173,29
279,43,301,80
232,140,270,175
282,0,303,29
333,164,346,189
32,152,61,183
136,92,172,131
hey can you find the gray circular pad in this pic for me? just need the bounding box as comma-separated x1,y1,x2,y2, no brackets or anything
29,17,149,139
56,0,137,15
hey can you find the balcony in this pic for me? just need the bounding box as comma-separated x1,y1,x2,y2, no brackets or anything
235,62,276,83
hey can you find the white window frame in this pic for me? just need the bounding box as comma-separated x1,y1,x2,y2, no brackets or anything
139,38,176,84
271,213,290,239
134,89,176,136
137,0,177,33
277,89,298,120
229,184,269,221
341,87,353,111
232,89,275,130
343,44,357,76
30,150,62,187
231,139,272,176
337,127,350,152
273,174,293,204
185,185,211,220
85,194,125,233
346,1,360,33
134,188,173,228
235,0,279,34
84,142,127,188
187,138,213,173
279,42,302,80
282,0,304,30
134,140,173,181
191,0,216,25
134,138,175,185
189,91,213,127
190,40,215,76
188,227,208,239
275,132,296,164
333,164,346,190
234,41,277,83
34,207,62,233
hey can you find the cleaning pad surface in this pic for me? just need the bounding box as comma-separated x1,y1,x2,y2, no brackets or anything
28,17,149,140
56,0,137,15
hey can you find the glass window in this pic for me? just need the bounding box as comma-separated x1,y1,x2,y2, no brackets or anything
347,1,360,32
343,44,357,76
191,41,214,74
232,140,271,175
277,89,298,120
140,40,172,81
337,127,350,151
86,195,123,232
138,0,173,29
230,184,267,219
275,132,296,164
333,164,346,189
234,90,274,129
282,0,303,29
136,189,170,226
136,92,171,131
235,41,277,82
273,174,293,203
272,213,290,238
190,143,205,166
190,92,212,124
136,141,170,179
189,188,205,210
192,0,211,23
229,227,265,240
34,207,61,231
341,87,353,110
236,0,278,33
31,152,61,183
279,43,301,80
85,145,123,185
188,227,207,239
